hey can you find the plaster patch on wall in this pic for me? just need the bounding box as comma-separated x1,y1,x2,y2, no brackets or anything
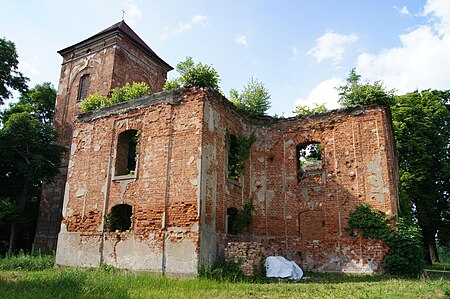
70,143,77,156
366,156,385,203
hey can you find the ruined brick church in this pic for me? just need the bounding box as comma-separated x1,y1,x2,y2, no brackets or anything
34,21,399,275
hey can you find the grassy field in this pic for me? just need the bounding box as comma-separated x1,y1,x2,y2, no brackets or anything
0,266,448,299
0,253,448,298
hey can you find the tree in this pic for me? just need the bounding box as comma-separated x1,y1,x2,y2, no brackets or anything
0,112,65,252
0,82,64,253
391,90,450,264
338,69,450,264
230,77,271,117
163,57,221,92
0,38,28,105
337,68,395,107
18,82,56,124
1,82,56,125
293,103,328,116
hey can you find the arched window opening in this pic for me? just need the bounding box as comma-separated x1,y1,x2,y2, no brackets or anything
115,130,139,176
297,142,322,181
227,207,239,235
77,74,90,101
108,204,132,232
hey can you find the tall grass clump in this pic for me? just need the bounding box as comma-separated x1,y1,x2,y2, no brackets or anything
198,257,267,283
0,251,55,271
198,258,247,282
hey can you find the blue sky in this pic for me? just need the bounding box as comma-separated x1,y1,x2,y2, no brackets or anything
1,0,449,116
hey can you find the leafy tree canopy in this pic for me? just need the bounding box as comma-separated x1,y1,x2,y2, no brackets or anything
163,57,221,92
0,38,28,105
0,80,64,252
391,89,450,263
230,77,271,117
337,68,395,107
1,82,56,125
293,103,328,116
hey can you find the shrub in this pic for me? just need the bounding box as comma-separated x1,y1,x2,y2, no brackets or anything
346,205,424,277
80,82,150,112
0,251,55,271
163,57,221,91
293,103,328,116
80,92,109,112
110,82,149,104
229,77,271,117
384,219,424,277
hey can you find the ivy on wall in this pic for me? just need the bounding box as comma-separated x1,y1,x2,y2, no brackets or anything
226,131,256,180
346,204,424,277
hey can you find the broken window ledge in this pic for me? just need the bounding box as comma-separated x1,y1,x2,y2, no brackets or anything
112,174,137,181
228,178,241,187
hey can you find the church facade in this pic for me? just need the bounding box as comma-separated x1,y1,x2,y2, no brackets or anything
35,22,399,275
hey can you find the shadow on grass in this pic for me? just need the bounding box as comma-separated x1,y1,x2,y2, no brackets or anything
0,269,131,299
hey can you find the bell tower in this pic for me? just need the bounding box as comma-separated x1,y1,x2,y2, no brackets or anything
34,21,173,251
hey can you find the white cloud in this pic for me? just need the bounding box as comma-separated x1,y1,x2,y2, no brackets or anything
394,5,411,16
356,0,450,95
423,0,450,35
236,34,248,47
177,15,207,33
160,15,207,40
122,0,142,26
294,77,344,110
308,30,359,64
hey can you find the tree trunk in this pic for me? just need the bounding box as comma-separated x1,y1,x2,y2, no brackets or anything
428,240,440,264
8,167,34,253
422,228,440,264
8,222,18,253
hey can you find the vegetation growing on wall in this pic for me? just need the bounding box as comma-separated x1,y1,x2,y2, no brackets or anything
229,77,271,117
226,131,256,180
292,103,328,116
337,68,395,107
80,82,150,112
234,202,254,234
347,204,424,277
163,57,221,91
346,204,392,241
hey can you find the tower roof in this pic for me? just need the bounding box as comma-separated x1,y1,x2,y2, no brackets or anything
58,21,173,71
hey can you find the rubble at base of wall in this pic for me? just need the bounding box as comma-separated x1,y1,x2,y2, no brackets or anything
224,239,389,276
225,241,265,276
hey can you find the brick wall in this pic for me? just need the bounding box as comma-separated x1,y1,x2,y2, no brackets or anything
56,89,204,274
35,27,171,251
199,89,398,273
54,87,398,274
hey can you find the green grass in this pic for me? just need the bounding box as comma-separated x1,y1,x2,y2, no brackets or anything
0,251,55,271
0,267,448,299
0,255,447,298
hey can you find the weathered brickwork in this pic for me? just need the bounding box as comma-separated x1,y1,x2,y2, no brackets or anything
45,21,398,275
34,21,172,251
198,89,398,273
